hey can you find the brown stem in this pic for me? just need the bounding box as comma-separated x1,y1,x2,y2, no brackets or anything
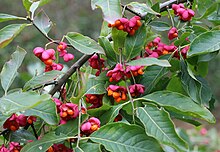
27,17,73,48
49,54,93,96
160,0,193,12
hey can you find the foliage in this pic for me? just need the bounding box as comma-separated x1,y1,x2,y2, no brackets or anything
0,0,219,151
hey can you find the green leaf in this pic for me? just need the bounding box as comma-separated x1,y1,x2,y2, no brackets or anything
90,123,163,152
169,111,202,127
87,103,111,118
24,99,59,125
79,143,100,152
138,65,168,94
127,2,160,16
137,91,215,123
99,102,129,125
124,25,147,61
181,61,212,106
0,46,26,93
66,32,105,55
24,70,63,91
100,21,111,37
91,0,122,24
195,2,218,20
190,25,208,36
188,30,220,57
0,13,25,23
0,91,50,115
55,114,88,136
127,57,171,67
85,78,106,95
33,10,52,36
30,1,40,19
22,0,32,12
0,24,27,48
137,104,188,152
39,0,52,6
198,51,219,62
0,112,8,126
166,75,187,95
11,129,36,143
112,27,127,52
174,32,190,46
149,21,170,31
21,132,68,152
208,11,220,26
98,36,117,63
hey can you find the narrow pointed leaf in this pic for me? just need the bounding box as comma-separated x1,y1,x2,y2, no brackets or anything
112,27,127,52
138,65,168,94
90,123,163,152
149,21,170,31
85,78,106,95
127,2,160,16
99,36,117,63
0,46,26,93
137,104,188,152
91,0,121,24
11,129,37,143
99,102,129,125
24,70,63,91
22,0,32,12
79,143,100,152
0,13,25,23
33,10,53,35
0,24,27,48
127,57,171,67
188,30,220,57
124,25,147,61
0,112,8,126
66,32,105,55
21,132,68,152
24,99,59,125
0,91,50,115
137,91,215,123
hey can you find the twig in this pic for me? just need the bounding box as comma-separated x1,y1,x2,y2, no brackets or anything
31,81,58,91
26,17,74,48
160,0,193,12
49,54,93,96
31,124,38,139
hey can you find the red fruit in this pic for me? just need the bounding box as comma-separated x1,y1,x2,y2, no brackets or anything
129,29,136,36
44,59,53,65
115,20,121,27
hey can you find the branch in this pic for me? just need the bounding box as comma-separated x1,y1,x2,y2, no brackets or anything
160,0,193,12
49,54,93,96
27,17,73,48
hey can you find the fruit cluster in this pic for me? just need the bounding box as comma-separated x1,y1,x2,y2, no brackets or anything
108,16,142,36
81,117,101,135
33,42,74,72
88,54,105,76
85,94,104,109
0,142,22,152
168,27,178,40
3,114,36,131
107,85,127,103
145,36,189,59
53,98,79,124
172,3,195,21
